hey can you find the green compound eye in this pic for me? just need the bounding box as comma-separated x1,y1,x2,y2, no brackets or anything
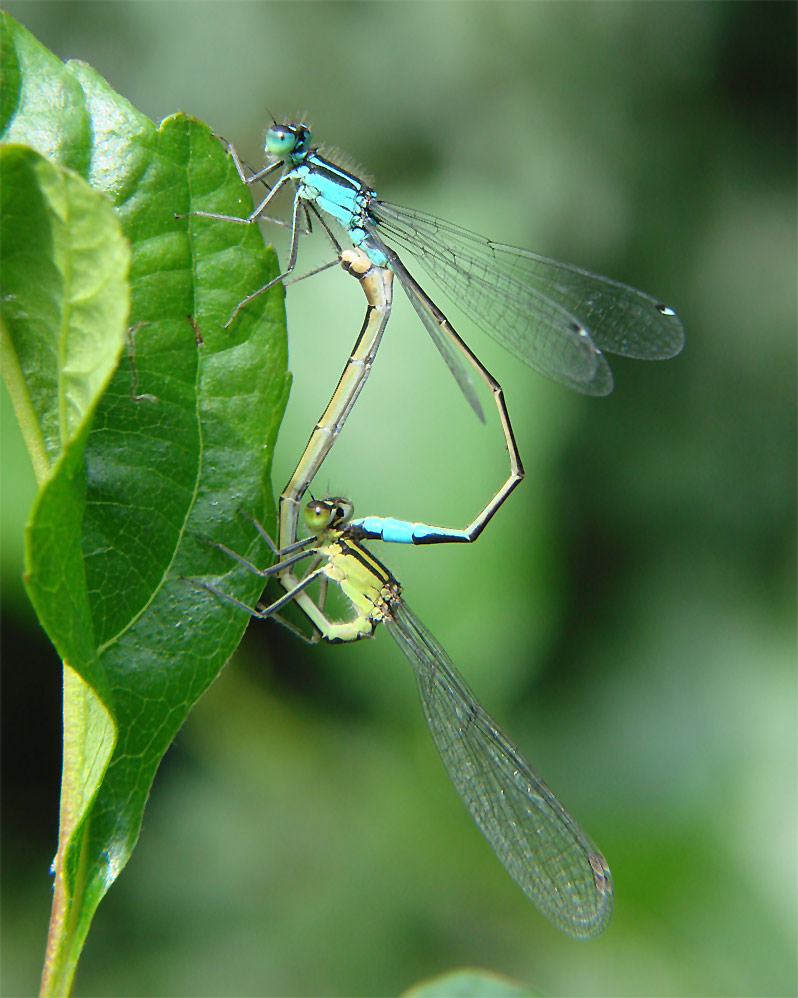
303,498,353,534
303,500,333,533
264,122,311,160
264,124,298,158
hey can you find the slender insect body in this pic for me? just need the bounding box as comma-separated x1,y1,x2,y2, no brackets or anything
217,497,615,937
184,116,683,937
184,118,681,549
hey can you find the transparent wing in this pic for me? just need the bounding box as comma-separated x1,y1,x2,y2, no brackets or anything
399,264,485,421
384,598,613,938
372,200,684,395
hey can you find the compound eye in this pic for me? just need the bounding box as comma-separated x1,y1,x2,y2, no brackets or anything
304,499,334,533
265,124,297,158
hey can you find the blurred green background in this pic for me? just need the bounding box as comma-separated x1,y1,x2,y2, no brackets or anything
2,2,795,996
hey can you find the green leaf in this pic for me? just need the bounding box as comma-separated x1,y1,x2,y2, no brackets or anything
403,968,536,998
0,9,21,138
0,144,130,478
1,12,290,994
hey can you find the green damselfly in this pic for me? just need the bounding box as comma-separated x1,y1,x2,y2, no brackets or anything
198,496,613,938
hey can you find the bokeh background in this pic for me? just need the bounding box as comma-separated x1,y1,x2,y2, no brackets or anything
2,3,795,996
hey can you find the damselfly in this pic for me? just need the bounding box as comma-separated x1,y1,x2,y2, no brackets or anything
184,120,682,545
188,119,683,397
199,496,614,939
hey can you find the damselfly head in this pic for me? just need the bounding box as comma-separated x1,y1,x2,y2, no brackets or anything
304,497,353,534
264,120,311,163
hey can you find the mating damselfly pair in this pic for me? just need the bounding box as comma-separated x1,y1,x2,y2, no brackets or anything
185,118,683,938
